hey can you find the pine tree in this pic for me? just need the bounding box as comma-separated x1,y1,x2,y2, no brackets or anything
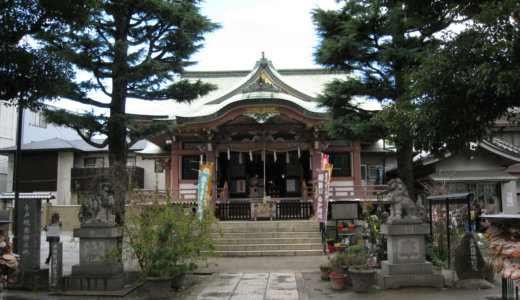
38,0,219,224
409,0,520,155
313,0,459,197
0,0,92,109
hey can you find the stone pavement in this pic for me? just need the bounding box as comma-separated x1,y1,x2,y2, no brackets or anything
0,232,504,299
195,273,298,300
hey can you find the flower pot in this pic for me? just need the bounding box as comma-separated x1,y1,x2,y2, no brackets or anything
328,245,334,253
320,265,330,280
329,273,347,290
348,267,376,292
335,245,347,253
146,276,172,299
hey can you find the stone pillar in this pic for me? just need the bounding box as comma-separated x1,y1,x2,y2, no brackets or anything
50,242,63,289
15,198,49,290
375,222,444,289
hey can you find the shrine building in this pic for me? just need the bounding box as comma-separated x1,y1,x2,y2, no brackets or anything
138,54,392,217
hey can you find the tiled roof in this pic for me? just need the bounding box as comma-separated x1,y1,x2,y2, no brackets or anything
485,137,520,156
0,138,148,154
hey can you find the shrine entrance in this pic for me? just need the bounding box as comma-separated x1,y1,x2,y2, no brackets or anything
217,150,311,200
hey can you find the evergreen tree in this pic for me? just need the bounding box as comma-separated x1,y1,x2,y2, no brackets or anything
0,0,91,110
313,0,460,197
409,0,520,155
38,0,219,224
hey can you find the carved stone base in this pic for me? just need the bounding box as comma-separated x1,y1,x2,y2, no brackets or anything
377,223,442,289
376,269,444,289
65,225,125,291
17,268,49,290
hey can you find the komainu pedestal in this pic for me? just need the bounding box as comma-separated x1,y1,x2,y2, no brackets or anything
375,223,443,289
64,183,126,291
65,225,126,291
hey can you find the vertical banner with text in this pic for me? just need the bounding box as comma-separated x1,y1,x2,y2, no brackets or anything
321,154,329,170
316,169,330,223
198,163,212,221
324,163,333,183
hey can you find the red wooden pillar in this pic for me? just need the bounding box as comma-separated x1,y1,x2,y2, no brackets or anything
352,142,363,197
171,141,180,200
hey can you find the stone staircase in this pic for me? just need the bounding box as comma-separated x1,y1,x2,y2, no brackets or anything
211,220,323,256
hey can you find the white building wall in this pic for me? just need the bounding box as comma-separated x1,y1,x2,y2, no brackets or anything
436,154,503,172
23,108,80,144
0,103,16,192
57,151,74,205
137,158,165,190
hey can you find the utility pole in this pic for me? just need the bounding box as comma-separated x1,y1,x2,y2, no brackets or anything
13,100,23,252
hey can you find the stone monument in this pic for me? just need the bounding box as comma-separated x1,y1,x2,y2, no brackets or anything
64,182,126,291
375,179,444,289
10,193,55,290
454,232,486,280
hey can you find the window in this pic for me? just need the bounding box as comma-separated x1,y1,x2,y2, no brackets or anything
31,111,47,128
326,152,351,177
361,165,367,181
446,182,499,207
155,160,164,173
181,155,205,180
84,157,104,168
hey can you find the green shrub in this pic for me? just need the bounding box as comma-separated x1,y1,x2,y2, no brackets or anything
123,195,218,278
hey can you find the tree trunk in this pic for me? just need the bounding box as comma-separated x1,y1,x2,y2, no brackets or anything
109,7,130,226
396,138,415,200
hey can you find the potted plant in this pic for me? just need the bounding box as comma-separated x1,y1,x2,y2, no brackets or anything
343,244,375,293
320,264,332,280
334,242,347,253
123,195,218,298
348,265,376,292
339,244,366,287
329,271,347,290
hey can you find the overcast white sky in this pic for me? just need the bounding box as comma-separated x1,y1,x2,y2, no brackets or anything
51,0,342,113
188,0,342,70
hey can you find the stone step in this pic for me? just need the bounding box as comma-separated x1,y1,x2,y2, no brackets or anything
213,231,321,239
215,220,319,228
213,226,320,233
217,237,320,245
216,243,323,251
209,220,323,257
212,249,324,257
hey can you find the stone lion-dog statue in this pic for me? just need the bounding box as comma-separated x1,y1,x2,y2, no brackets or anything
387,178,423,223
78,182,115,226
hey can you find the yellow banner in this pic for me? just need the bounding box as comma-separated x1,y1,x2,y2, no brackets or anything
325,164,333,183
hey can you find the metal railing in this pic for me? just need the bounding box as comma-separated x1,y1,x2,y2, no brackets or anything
137,188,198,202
276,200,313,219
215,202,251,220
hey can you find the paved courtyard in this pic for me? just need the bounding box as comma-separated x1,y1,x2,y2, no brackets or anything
0,231,503,299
